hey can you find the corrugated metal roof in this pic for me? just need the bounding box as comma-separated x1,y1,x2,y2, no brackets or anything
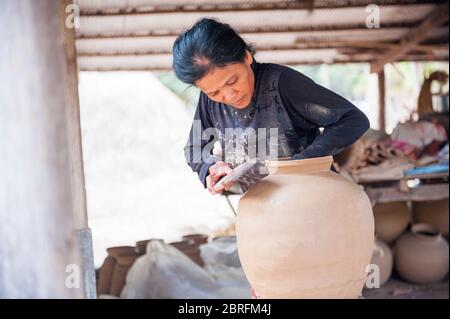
74,0,449,70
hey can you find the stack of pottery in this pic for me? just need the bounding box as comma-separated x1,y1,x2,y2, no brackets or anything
182,233,208,246
97,246,143,296
97,238,166,296
412,199,449,239
369,238,393,287
370,200,449,287
136,238,164,254
96,234,210,297
394,223,449,284
237,156,374,298
373,201,411,243
169,234,208,267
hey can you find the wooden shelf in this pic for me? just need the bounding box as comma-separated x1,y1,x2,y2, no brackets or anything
361,172,449,205
365,183,449,205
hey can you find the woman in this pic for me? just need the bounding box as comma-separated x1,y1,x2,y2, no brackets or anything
173,18,370,195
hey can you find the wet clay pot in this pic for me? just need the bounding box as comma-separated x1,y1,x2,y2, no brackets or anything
413,199,449,238
370,238,393,287
373,202,411,243
236,156,374,298
394,223,449,284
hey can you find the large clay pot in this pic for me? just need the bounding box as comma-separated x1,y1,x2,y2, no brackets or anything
136,239,164,254
106,246,142,296
370,238,393,287
394,223,449,284
373,202,411,243
106,246,136,259
182,234,209,246
413,199,449,238
110,254,141,297
97,256,116,295
170,241,204,267
236,156,374,298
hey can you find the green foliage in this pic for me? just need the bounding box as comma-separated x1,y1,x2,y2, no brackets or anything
154,71,200,112
290,64,370,101
155,62,449,112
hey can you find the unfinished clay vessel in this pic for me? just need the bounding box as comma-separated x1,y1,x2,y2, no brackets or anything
413,199,449,238
370,238,393,286
394,223,449,284
237,156,374,298
373,201,411,243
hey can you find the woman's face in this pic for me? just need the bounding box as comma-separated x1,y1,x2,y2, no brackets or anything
195,50,255,109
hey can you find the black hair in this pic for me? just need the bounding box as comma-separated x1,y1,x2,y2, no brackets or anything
172,18,255,84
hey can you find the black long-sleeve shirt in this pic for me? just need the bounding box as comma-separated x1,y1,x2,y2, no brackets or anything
184,60,370,188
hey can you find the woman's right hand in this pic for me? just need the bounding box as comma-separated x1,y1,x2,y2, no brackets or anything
206,161,233,195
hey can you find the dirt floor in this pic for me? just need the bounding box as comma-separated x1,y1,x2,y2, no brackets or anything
363,274,449,299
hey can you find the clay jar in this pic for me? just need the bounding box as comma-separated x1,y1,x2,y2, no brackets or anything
413,199,449,238
370,238,393,287
182,234,209,246
394,223,449,284
136,239,164,254
96,256,116,295
110,254,141,297
373,201,411,243
106,246,141,296
170,241,204,267
237,156,374,298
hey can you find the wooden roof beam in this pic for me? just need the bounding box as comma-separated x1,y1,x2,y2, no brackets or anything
294,39,449,53
75,42,449,57
78,0,447,16
78,53,450,72
75,22,426,39
370,1,449,73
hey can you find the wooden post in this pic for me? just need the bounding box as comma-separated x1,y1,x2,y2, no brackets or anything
61,0,96,299
0,0,82,298
378,68,386,133
62,0,88,231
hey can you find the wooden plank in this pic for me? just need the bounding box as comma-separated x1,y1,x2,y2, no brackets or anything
62,0,89,230
76,23,423,39
365,183,449,205
75,42,450,56
77,53,450,72
403,172,449,180
78,0,445,16
61,0,97,299
371,1,450,73
77,52,449,72
358,172,449,184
